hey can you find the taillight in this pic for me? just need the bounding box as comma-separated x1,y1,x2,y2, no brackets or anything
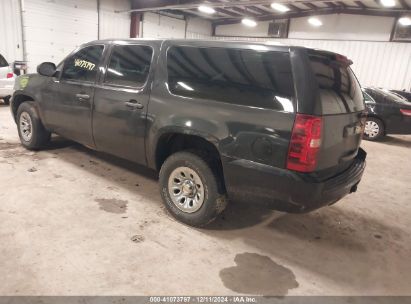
6,73,13,79
287,114,322,173
400,109,411,116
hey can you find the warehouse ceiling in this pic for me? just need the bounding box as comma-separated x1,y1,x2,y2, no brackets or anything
126,0,411,25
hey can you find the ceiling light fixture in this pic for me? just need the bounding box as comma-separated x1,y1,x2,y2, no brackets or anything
242,18,257,27
198,5,215,14
380,0,396,7
271,3,290,12
399,17,411,26
308,17,323,27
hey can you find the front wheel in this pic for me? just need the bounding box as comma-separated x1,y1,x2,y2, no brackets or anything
17,102,51,150
159,151,227,227
364,117,384,141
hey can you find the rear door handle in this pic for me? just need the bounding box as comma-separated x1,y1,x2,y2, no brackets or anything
125,99,144,109
75,94,90,101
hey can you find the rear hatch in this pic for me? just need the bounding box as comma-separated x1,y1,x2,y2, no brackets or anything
306,50,366,179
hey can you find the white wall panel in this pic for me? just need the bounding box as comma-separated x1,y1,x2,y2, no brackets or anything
289,14,394,41
142,13,212,39
216,14,395,41
0,0,23,62
213,36,411,90
99,0,130,39
142,13,185,39
216,21,269,37
186,17,212,39
22,0,98,72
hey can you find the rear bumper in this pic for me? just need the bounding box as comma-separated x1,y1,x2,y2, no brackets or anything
0,77,15,97
223,148,366,213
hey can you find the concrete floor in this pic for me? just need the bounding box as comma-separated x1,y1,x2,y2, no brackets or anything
0,104,410,296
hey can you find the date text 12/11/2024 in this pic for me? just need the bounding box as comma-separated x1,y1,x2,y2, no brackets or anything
149,297,257,303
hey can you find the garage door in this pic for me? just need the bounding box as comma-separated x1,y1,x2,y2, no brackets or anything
0,0,23,63
22,0,98,72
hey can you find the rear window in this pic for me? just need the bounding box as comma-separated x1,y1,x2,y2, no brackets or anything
167,46,295,112
309,52,364,114
0,55,8,67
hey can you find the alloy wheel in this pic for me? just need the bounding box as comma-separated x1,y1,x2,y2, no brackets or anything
168,166,205,213
19,112,33,142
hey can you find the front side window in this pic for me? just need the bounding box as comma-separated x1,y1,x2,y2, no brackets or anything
104,45,153,88
61,45,104,82
167,46,295,112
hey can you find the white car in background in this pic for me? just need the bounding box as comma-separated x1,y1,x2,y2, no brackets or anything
0,54,16,105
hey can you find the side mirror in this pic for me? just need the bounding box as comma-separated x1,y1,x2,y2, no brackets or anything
37,62,57,77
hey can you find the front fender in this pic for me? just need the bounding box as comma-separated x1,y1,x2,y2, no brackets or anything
11,74,50,124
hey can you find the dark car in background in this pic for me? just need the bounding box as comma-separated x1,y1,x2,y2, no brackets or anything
390,90,411,102
11,39,366,226
363,87,411,140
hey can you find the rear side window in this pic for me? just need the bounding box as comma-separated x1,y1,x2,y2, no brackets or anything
105,45,153,88
167,46,295,112
0,55,8,67
61,45,104,82
309,52,364,114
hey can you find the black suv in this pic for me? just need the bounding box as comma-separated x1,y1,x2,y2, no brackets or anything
11,39,367,226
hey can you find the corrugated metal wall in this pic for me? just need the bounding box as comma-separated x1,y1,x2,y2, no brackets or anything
186,17,212,39
99,0,130,40
22,0,98,72
213,36,411,90
142,13,186,39
1,0,131,72
0,0,23,62
142,13,212,39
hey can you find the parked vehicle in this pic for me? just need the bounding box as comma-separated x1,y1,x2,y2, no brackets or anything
10,39,367,226
390,89,411,101
363,87,411,140
0,54,16,105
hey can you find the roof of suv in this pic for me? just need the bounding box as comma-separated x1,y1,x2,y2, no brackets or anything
89,38,297,50
86,38,345,58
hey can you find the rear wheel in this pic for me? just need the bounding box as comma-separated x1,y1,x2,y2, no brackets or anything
17,102,51,150
364,117,384,141
159,151,227,227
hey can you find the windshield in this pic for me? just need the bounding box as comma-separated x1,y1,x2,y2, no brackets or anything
363,91,375,103
309,51,365,114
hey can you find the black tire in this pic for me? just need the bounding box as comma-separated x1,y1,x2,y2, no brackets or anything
17,101,51,150
159,151,227,227
363,117,385,141
3,96,10,105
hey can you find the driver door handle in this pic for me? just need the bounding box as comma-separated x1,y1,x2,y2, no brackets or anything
125,99,144,109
